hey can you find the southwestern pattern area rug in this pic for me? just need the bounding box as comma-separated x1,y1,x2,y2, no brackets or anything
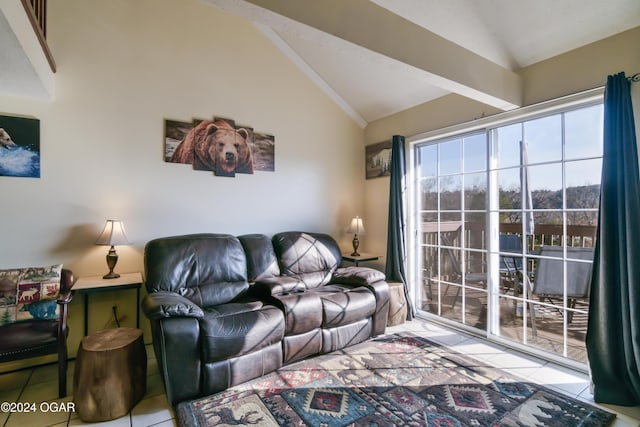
176,333,614,426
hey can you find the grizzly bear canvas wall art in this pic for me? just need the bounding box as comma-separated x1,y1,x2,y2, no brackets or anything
166,116,261,177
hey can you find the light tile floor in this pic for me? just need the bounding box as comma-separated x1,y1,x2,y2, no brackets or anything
0,320,638,426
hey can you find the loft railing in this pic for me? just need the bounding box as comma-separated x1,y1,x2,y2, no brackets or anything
20,0,56,72
28,0,46,37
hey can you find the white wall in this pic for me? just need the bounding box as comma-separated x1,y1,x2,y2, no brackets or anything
0,0,365,364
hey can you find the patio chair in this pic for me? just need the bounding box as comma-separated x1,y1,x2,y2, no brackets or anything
440,236,487,309
499,234,523,273
531,246,594,322
443,234,525,308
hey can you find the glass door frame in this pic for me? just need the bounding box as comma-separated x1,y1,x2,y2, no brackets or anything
406,88,604,371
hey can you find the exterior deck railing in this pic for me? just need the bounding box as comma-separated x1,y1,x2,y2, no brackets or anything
420,221,597,277
422,222,596,251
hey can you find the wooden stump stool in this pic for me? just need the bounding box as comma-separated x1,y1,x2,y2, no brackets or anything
73,327,147,422
387,281,408,326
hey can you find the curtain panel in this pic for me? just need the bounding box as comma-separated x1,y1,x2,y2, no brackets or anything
385,135,414,320
586,72,640,405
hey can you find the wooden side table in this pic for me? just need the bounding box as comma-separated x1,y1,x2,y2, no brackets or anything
387,281,408,326
342,254,379,267
73,272,143,335
74,327,147,422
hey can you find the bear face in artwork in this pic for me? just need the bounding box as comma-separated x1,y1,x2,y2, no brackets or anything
170,119,254,175
204,121,253,176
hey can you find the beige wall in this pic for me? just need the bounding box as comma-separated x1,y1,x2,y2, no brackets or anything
364,26,640,270
0,0,364,365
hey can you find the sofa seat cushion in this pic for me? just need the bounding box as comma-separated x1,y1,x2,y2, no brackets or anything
272,291,322,334
0,321,59,356
200,302,284,362
317,286,376,328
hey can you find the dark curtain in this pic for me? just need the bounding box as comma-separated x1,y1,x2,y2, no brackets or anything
586,72,640,405
385,135,414,319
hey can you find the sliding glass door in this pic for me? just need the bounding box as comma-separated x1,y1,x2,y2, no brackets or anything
413,99,603,365
417,131,488,331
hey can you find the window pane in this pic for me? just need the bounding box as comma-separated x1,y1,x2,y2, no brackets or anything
464,172,486,210
420,212,438,223
531,212,563,249
440,212,461,226
496,124,521,169
565,159,601,209
439,139,461,175
525,115,562,164
464,133,486,172
421,177,438,210
498,168,521,209
440,175,461,210
565,105,603,160
442,249,461,283
529,163,562,209
567,214,597,247
465,213,486,250
419,144,438,177
465,289,487,331
466,211,486,225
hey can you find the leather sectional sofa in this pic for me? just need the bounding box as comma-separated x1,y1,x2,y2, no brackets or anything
142,231,390,405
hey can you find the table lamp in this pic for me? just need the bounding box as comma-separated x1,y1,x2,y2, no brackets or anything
346,216,366,256
95,219,130,279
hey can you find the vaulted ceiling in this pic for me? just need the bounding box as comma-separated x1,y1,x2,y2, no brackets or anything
205,0,640,126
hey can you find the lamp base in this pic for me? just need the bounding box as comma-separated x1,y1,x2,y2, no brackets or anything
351,234,360,257
103,246,120,279
103,271,121,280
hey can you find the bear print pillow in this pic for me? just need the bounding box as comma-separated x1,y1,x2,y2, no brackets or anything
0,264,63,325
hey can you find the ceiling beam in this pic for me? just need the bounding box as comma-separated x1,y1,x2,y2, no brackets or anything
208,0,522,111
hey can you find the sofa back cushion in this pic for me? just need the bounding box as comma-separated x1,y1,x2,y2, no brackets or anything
272,232,341,289
145,234,249,307
238,234,280,283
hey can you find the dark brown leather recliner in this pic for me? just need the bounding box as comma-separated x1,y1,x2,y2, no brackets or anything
143,234,285,406
0,268,74,398
143,231,389,406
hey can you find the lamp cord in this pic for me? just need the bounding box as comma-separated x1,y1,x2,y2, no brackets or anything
112,305,121,328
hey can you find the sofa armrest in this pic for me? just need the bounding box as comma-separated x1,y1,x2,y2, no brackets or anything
331,266,385,286
332,267,389,336
142,291,204,320
253,276,305,296
149,316,202,405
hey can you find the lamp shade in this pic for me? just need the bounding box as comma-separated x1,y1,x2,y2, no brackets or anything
346,216,366,235
95,219,130,246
